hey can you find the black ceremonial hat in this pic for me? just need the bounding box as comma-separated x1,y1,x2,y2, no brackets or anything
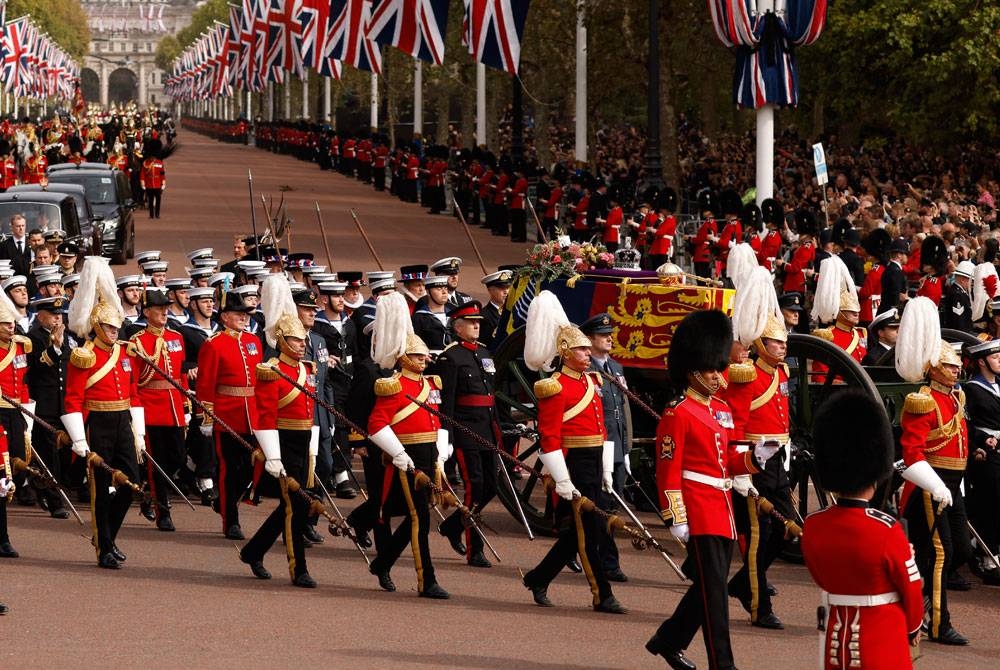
667,310,732,389
812,390,893,494
742,202,763,233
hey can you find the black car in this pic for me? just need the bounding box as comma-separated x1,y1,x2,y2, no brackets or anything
0,191,83,244
5,183,96,238
46,162,136,264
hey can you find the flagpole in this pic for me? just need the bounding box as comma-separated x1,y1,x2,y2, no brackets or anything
413,60,423,139
574,0,587,166
267,81,274,121
322,76,331,123
283,80,291,119
476,62,486,148
301,75,309,120
370,73,378,131
756,0,775,203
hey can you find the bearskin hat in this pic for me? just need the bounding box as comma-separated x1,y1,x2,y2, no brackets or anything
719,189,742,217
760,198,782,226
742,203,763,233
657,187,678,214
697,190,716,216
793,209,819,238
831,218,853,248
667,310,732,389
861,229,892,263
143,137,163,159
812,389,893,494
919,235,949,276
641,186,659,209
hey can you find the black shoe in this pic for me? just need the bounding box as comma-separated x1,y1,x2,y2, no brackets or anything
240,553,271,580
98,553,121,569
335,480,358,499
201,489,218,507
226,525,245,540
981,569,1000,586
156,516,176,532
593,595,628,614
752,612,784,630
0,542,18,558
370,565,396,592
346,518,372,548
523,578,553,607
440,528,466,557
37,492,50,512
606,568,629,583
303,525,324,544
566,559,583,573
930,628,969,645
419,583,450,599
293,572,317,588
139,500,156,522
767,582,778,597
0,602,7,615
468,552,492,568
111,545,126,562
211,497,221,514
49,505,69,520
946,572,972,591
645,634,697,670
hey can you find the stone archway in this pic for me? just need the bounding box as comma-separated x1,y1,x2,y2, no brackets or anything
108,67,138,104
81,68,100,103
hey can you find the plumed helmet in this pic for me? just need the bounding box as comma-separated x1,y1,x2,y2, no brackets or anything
760,198,783,226
895,297,942,383
742,202,763,233
811,255,859,323
732,265,782,347
525,290,585,372
69,256,124,341
667,310,732,389
919,235,949,276
812,390,893,494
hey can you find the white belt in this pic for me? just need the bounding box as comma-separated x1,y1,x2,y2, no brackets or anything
682,470,732,491
825,591,900,607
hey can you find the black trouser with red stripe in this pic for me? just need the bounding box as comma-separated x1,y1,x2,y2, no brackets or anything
523,447,613,605
87,410,140,557
241,429,310,581
369,442,438,592
145,425,186,522
439,446,498,559
216,431,254,533
651,534,736,670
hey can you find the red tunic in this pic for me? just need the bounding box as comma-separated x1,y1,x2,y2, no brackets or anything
368,369,441,443
783,241,816,293
724,360,789,441
649,215,677,256
692,220,718,263
916,275,943,306
716,219,742,265
803,501,924,670
130,326,187,427
493,173,509,205
0,158,17,190
140,158,166,190
535,367,606,455
859,263,885,323
509,177,528,210
899,383,967,511
602,206,623,245
65,341,141,416
255,355,315,431
0,336,30,405
655,390,757,538
757,230,783,271
196,329,262,434
572,194,589,232
543,186,562,220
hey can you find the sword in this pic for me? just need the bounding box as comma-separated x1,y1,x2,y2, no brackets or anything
141,440,197,511
416,467,501,563
967,520,1000,571
315,476,370,566
606,487,686,581
440,474,502,563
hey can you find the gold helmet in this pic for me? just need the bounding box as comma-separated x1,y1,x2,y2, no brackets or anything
556,325,591,355
753,314,788,365
0,298,17,326
273,313,307,359
91,299,124,331
400,333,431,373
839,287,860,313
936,339,963,368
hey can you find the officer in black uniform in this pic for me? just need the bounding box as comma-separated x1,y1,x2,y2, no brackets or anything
942,261,974,333
24,296,73,517
879,237,910,315
479,268,514,350
350,272,395,362
432,301,500,568
412,275,451,353
861,308,899,366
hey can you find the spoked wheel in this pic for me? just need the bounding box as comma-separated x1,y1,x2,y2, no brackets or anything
781,333,881,563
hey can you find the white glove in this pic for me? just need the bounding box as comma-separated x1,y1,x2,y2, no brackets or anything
369,425,415,472
732,474,753,497
670,523,690,543
61,411,90,457
130,406,146,456
902,460,952,508
183,413,192,426
539,449,578,501
254,429,285,479
22,400,35,436
0,477,14,497
623,452,632,476
436,429,453,464
601,440,615,493
308,425,319,459
199,423,213,437
754,439,780,467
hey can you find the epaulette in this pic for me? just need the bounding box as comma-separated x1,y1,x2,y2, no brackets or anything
426,374,442,388
122,340,137,356
727,362,756,384
903,389,935,415
13,334,31,354
865,508,896,528
304,359,317,372
255,359,279,382
589,371,603,387
374,375,402,397
439,341,459,355
533,376,561,399
812,328,834,342
70,347,95,369
206,331,223,341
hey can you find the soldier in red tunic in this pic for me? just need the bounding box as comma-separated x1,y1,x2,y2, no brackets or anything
239,275,318,587
757,198,784,272
140,139,166,219
803,390,924,669
197,290,263,540
915,236,949,306
365,293,449,599
62,257,145,569
812,256,868,382
0,294,25,557
520,291,625,614
646,309,778,670
690,192,719,279
129,289,188,532
647,189,679,269
895,297,971,646
858,229,891,323
776,209,818,294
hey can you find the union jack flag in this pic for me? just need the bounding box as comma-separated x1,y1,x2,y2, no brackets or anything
327,0,381,74
265,0,304,83
463,0,531,74
366,0,449,65
297,0,329,72
247,0,270,91
2,18,32,95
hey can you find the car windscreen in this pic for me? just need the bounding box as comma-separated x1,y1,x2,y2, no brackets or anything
0,203,63,234
48,173,118,206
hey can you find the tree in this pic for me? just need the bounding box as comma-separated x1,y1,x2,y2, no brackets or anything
8,0,90,61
